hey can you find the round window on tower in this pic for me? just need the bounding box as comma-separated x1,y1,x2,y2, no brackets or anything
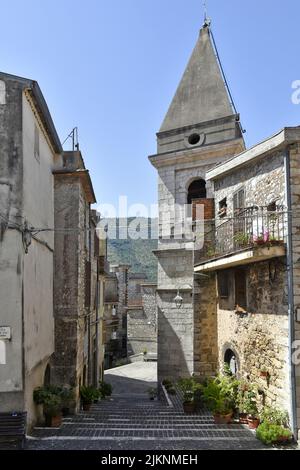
188,133,201,146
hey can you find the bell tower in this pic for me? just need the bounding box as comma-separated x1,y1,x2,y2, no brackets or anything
149,22,245,380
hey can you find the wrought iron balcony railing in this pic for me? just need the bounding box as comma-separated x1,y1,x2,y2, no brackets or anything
200,206,288,261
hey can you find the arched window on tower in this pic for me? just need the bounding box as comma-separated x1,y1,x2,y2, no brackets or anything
187,179,207,205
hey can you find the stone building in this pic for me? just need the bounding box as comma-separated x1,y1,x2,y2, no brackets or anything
149,21,300,438
127,274,157,358
103,264,130,368
127,275,157,358
0,72,62,428
149,22,245,381
51,150,105,408
194,128,300,438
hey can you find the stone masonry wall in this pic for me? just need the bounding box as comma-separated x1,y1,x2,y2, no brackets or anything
217,261,289,411
127,285,157,356
289,143,300,438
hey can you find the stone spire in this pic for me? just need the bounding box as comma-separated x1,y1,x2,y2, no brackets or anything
160,24,235,133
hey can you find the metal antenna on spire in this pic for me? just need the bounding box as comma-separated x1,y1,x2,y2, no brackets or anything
202,0,211,28
203,0,207,20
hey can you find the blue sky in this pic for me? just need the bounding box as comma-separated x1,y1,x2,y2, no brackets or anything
1,0,299,213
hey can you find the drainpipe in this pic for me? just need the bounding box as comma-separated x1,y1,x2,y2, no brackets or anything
284,147,298,439
95,261,100,386
88,205,92,385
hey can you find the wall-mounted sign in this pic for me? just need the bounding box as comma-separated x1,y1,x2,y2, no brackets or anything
0,340,6,364
0,327,11,340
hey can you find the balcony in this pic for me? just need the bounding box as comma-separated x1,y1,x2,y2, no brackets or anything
195,207,287,272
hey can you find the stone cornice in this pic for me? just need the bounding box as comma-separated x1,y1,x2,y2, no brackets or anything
148,138,245,170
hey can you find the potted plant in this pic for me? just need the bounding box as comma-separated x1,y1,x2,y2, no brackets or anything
162,380,176,396
59,387,74,417
178,377,199,413
202,366,239,424
233,232,251,248
148,387,158,401
80,386,100,411
256,422,293,445
44,394,63,427
99,381,113,399
245,400,260,429
202,379,233,424
33,386,63,427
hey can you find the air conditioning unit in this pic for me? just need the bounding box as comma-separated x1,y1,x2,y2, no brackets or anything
111,331,117,340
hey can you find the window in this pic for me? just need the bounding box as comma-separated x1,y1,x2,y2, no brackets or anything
187,179,207,204
233,188,245,215
188,133,201,146
34,125,40,162
0,80,6,105
218,271,229,298
218,198,227,218
267,201,277,213
235,268,247,311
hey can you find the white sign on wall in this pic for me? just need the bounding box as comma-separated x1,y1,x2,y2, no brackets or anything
0,327,11,340
0,340,6,365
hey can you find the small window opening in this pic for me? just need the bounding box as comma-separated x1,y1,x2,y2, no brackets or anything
188,133,201,146
218,198,227,218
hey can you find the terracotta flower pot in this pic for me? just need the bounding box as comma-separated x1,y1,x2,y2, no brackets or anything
239,413,249,424
45,413,62,428
247,417,260,429
213,413,233,425
183,402,195,414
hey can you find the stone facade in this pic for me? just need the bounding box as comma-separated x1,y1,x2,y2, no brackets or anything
149,25,245,382
193,128,300,437
104,264,130,368
0,73,62,429
127,280,157,357
51,150,104,409
289,142,300,438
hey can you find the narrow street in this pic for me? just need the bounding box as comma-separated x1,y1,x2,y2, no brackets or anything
28,362,266,450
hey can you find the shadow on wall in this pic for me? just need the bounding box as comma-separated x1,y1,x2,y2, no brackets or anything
157,306,191,381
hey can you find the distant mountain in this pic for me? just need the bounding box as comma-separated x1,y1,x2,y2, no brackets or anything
107,218,158,282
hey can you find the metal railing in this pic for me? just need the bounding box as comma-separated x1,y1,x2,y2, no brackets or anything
201,206,288,261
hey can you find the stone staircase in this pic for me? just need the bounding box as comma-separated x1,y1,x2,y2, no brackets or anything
31,392,262,444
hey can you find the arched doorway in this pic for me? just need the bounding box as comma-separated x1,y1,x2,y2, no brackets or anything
44,364,51,387
224,349,238,375
187,179,207,205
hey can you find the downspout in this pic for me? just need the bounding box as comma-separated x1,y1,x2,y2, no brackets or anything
284,147,297,438
95,260,99,385
88,205,92,385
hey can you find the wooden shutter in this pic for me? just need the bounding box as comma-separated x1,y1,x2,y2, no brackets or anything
235,269,247,311
218,271,229,298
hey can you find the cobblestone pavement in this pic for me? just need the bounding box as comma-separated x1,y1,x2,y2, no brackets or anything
27,363,267,451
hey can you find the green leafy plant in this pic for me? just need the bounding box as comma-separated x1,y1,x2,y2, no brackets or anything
148,387,158,399
260,407,289,428
237,382,258,416
233,232,251,247
99,381,112,398
178,377,202,404
80,386,100,405
162,380,176,395
43,394,62,417
202,366,239,416
256,422,292,445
